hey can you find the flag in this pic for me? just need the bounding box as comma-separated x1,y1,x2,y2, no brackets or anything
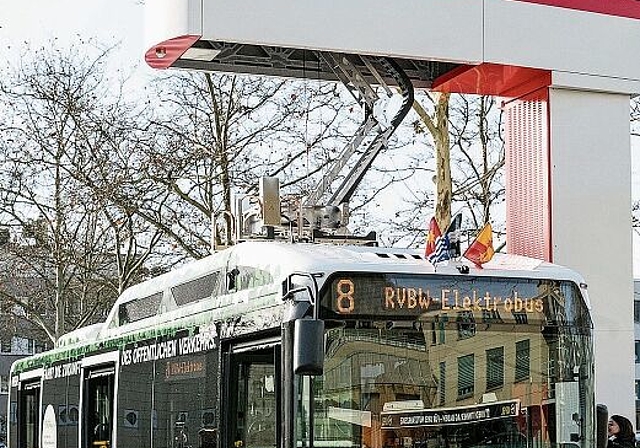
446,213,463,258
425,217,441,258
427,213,462,265
463,222,495,268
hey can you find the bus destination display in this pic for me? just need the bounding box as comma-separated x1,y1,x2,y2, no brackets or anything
325,273,553,320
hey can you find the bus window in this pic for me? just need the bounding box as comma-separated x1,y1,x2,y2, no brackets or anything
83,365,115,448
227,346,279,448
18,380,41,448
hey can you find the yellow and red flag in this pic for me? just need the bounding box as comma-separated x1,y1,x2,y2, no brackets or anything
463,223,495,268
425,217,441,259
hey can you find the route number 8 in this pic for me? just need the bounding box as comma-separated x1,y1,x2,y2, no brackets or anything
336,279,355,313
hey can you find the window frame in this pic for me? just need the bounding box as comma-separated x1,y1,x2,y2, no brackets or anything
457,354,475,399
486,346,505,391
515,339,531,382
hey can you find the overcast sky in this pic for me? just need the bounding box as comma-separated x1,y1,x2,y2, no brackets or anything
0,0,145,70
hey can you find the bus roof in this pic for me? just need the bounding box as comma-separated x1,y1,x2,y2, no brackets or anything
53,241,588,351
10,241,590,375
108,240,587,306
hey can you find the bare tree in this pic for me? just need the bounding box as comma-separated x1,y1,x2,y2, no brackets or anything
449,95,505,233
631,96,640,137
358,93,504,248
413,92,453,230
138,72,353,258
626,97,640,234
0,41,157,342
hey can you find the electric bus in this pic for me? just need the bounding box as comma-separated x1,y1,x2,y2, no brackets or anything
7,241,601,448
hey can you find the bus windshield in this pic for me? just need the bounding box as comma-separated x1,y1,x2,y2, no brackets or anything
300,275,594,448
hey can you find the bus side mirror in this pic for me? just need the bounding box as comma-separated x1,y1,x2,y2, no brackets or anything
293,319,324,376
596,404,608,448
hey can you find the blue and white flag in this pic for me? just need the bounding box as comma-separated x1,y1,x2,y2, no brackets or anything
427,234,451,264
427,213,462,265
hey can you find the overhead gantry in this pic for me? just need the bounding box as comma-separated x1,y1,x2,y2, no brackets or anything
145,0,640,418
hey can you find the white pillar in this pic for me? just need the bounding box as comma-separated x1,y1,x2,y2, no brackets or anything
549,87,634,418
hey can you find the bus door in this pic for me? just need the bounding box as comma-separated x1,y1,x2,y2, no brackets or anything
18,378,41,448
82,364,115,448
225,338,281,448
